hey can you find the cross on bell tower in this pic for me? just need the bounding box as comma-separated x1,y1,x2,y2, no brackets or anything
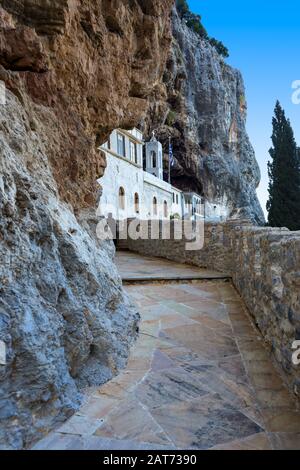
145,131,163,180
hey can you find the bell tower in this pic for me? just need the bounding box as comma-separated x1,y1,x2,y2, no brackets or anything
146,132,163,180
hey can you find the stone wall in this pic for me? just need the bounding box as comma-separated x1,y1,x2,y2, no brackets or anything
230,226,300,396
126,220,234,272
126,220,300,396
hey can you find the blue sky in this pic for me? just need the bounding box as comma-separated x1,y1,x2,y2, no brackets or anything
187,0,300,217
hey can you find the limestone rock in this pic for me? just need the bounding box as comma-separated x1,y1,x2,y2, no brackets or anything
0,0,174,449
0,25,49,72
0,0,173,209
144,8,265,224
0,89,141,450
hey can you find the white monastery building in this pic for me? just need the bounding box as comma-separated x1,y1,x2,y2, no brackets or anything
98,128,204,221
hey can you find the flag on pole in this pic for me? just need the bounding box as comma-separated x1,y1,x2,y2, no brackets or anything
169,139,175,167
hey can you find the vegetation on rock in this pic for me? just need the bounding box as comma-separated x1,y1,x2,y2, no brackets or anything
175,0,229,58
166,109,177,126
267,101,300,230
208,38,229,59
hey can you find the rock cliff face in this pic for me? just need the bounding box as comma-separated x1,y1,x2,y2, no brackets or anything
0,0,265,449
0,0,173,449
144,8,265,224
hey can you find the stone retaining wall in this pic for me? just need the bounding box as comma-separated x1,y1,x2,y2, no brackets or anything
230,225,300,396
125,219,235,272
126,219,300,396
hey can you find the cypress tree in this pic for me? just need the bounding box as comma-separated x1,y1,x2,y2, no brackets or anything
267,101,300,231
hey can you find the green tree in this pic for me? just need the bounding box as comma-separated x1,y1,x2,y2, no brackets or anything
175,0,229,57
186,15,208,39
267,101,300,230
176,0,189,17
209,38,229,58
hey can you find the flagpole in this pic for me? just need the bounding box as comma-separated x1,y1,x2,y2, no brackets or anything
168,136,171,185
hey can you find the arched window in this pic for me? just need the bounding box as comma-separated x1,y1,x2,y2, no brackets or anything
151,151,157,168
164,201,168,218
134,193,140,214
153,197,158,216
119,187,125,210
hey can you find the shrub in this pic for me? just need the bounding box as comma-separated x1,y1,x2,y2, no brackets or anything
186,16,208,39
175,0,229,58
239,94,246,109
166,110,177,126
176,0,189,18
209,38,229,58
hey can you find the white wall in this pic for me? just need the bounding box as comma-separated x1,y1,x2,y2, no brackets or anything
172,188,183,217
145,139,163,180
144,182,172,219
99,129,185,221
99,153,144,220
103,129,143,166
99,129,232,224
99,155,185,221
205,200,229,221
143,172,184,219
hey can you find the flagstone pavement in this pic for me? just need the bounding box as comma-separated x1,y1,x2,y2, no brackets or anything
116,250,229,282
33,253,300,450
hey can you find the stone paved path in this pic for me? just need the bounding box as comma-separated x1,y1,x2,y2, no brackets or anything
33,253,300,450
116,250,229,281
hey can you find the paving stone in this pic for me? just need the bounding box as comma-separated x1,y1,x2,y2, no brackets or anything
269,432,300,450
32,253,300,451
76,396,119,420
94,395,173,446
209,432,272,450
217,355,248,382
136,367,209,410
256,389,298,408
81,435,175,450
150,349,176,372
249,372,286,391
262,408,300,432
58,415,103,436
179,362,256,409
150,394,263,450
116,251,229,281
162,323,239,360
32,433,83,450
